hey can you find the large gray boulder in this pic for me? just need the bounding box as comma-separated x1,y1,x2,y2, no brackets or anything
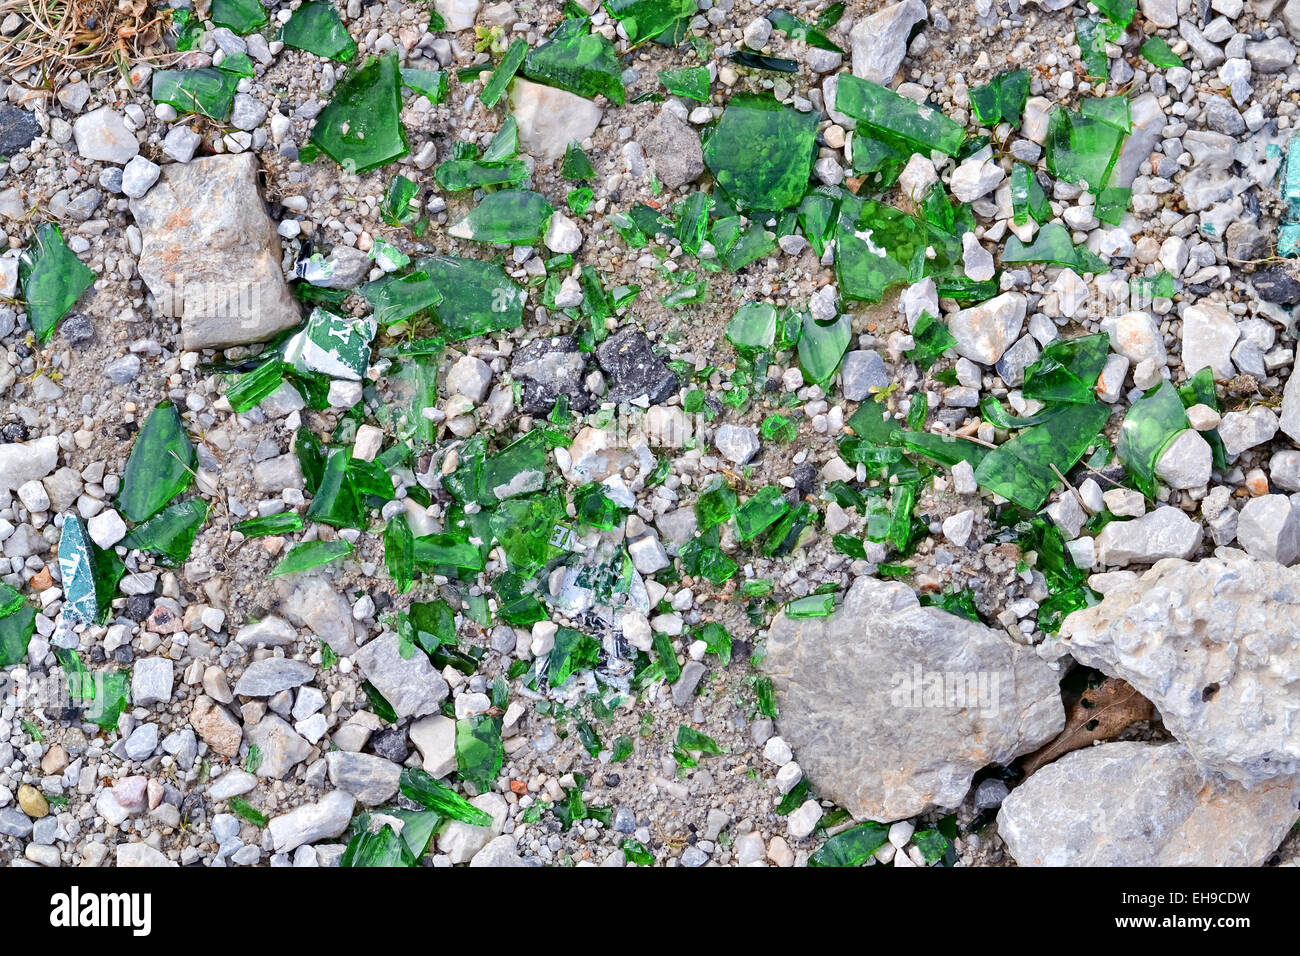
998,741,1299,866
849,0,928,86
762,576,1064,822
1060,549,1300,785
130,153,300,349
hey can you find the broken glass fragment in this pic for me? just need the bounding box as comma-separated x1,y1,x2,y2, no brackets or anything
121,499,208,565
809,822,889,867
283,308,376,382
1022,332,1110,405
151,57,247,120
734,486,789,542
481,38,528,109
835,196,961,303
119,401,195,524
58,516,125,626
0,585,36,668
1010,163,1052,226
974,402,1110,511
1117,380,1189,499
1045,105,1126,194
524,26,625,104
603,0,696,46
703,93,819,212
906,311,957,370
562,141,597,181
19,222,96,343
448,189,553,245
211,0,267,34
456,715,504,786
967,69,1029,128
835,76,966,157
798,314,851,385
1140,36,1184,69
279,1,358,61
659,66,709,101
270,538,355,576
233,512,304,538
548,626,601,686
310,52,408,173
1002,222,1109,274
726,302,778,353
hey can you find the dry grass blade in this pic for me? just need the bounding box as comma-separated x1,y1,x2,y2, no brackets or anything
0,0,176,88
1019,675,1155,777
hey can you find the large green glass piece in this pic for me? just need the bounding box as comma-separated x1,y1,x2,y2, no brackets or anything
227,360,286,413
574,483,625,529
480,430,547,503
973,402,1110,511
703,94,819,212
834,76,965,157
1081,96,1131,133
399,768,493,824
659,66,709,102
448,189,553,245
1117,380,1189,499
341,824,415,867
19,223,96,343
674,191,713,257
489,494,565,575
481,38,528,108
798,314,851,385
0,585,35,668
304,450,363,527
809,822,889,867
603,0,695,45
119,401,194,524
726,302,777,352
524,30,625,105
412,533,485,570
402,68,448,103
435,158,528,191
967,69,1029,128
151,59,245,120
58,516,125,626
384,514,415,593
734,486,789,542
835,197,961,302
284,307,376,382
211,0,267,34
548,627,601,686
360,270,443,327
1001,222,1109,274
1076,17,1109,81
279,2,357,61
417,255,526,340
120,499,208,565
1022,333,1110,404
270,538,355,576
1045,106,1126,194
456,715,504,787
310,52,408,173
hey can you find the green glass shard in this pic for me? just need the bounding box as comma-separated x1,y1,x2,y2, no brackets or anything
481,38,528,109
412,533,484,570
384,514,415,593
798,190,839,258
227,360,286,414
548,626,601,686
480,430,547,503
918,182,976,238
919,588,981,623
602,0,695,45
402,68,448,104
0,585,36,668
973,402,1110,511
678,533,737,584
967,69,1030,128
676,725,722,754
1002,222,1109,274
482,115,519,161
1117,380,1190,499
835,75,966,157
283,307,375,382
901,432,988,470
58,652,130,731
19,222,96,343
58,516,125,626
341,824,416,867
1045,105,1126,194
229,796,269,827
448,189,553,245
576,720,602,757
233,512,304,538
849,131,909,189
1022,332,1110,404
659,66,709,102
907,311,957,370
1081,96,1131,133
809,822,889,867
1075,17,1109,81
1132,271,1176,301
489,495,565,574
381,175,421,228
835,196,962,303
1011,163,1052,226
456,715,504,787
621,838,652,864
360,270,444,326
716,221,776,271
567,186,593,215
151,61,243,120
419,255,525,340
120,499,207,565
295,427,326,495
574,483,625,530
270,538,355,576
119,401,194,524
172,9,204,51
524,28,624,105
1140,36,1184,69
696,620,732,665
211,0,267,34
767,8,844,52
280,2,358,61
695,481,738,531
1094,0,1135,25
434,157,528,191
310,52,408,173
674,191,713,257
729,51,797,72
1095,185,1131,225
703,93,819,212
734,486,789,542
798,314,852,385
562,141,597,180
726,302,778,352
761,413,798,443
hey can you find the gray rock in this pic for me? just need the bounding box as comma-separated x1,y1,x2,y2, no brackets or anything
268,790,356,853
1060,550,1300,785
446,355,493,403
594,329,677,405
162,125,201,163
998,741,1298,866
409,714,457,778
0,103,42,156
850,0,928,85
638,109,705,190
1272,450,1300,492
1217,406,1279,457
948,292,1026,365
470,834,526,867
1094,506,1201,566
0,806,33,838
235,615,298,647
131,658,174,707
1181,302,1238,379
1236,494,1300,565
0,435,58,496
509,79,602,163
72,107,138,163
120,155,160,199
130,153,300,350
325,751,401,806
1139,0,1179,27
123,723,159,761
233,658,316,698
1280,366,1300,444
273,576,356,654
208,768,258,801
437,793,507,863
117,843,176,867
230,93,268,131
1179,20,1226,68
839,350,889,401
1153,429,1213,490
762,575,1064,822
1246,37,1296,73
104,354,141,384
714,424,761,465
354,633,449,719
510,335,592,415
672,660,707,706
161,727,198,768
995,335,1040,387
244,715,312,778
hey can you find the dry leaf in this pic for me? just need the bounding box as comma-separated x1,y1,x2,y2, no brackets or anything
1020,676,1154,777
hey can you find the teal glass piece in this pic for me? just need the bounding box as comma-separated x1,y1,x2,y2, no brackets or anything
973,403,1111,511
360,270,443,327
58,516,125,626
279,2,358,61
18,222,96,343
703,93,819,212
834,75,966,157
309,52,408,173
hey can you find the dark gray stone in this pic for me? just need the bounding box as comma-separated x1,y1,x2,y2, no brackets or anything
0,104,41,156
510,334,592,415
594,329,677,405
